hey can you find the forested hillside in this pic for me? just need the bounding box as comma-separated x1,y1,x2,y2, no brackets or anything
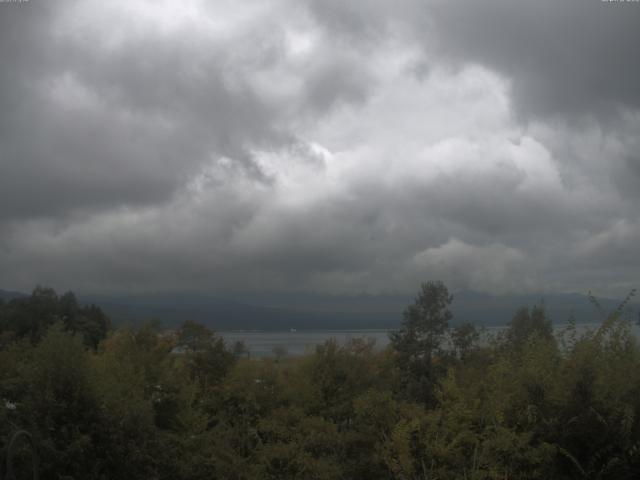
1,283,640,479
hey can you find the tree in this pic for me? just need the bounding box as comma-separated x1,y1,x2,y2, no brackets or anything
505,305,553,350
232,340,249,358
451,322,480,360
0,286,110,348
177,320,215,352
176,321,235,389
21,324,104,478
390,281,453,404
272,345,288,363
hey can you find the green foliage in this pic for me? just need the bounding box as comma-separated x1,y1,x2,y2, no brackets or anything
504,304,554,350
13,324,103,478
0,286,110,348
390,280,453,404
176,320,236,390
451,322,481,360
2,282,640,479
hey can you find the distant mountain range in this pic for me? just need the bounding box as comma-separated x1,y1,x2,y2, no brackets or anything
0,289,27,302
3,288,635,331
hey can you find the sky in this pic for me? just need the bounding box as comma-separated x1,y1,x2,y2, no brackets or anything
0,0,639,297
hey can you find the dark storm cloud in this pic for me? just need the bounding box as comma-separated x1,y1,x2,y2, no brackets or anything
0,1,278,221
609,116,640,198
0,0,638,297
0,0,375,223
307,0,640,121
304,59,372,113
424,0,640,121
305,0,392,44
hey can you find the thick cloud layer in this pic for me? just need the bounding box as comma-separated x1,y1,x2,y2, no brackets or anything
425,0,640,121
0,0,638,297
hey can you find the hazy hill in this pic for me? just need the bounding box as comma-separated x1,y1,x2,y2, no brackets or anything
83,290,638,331
2,288,636,331
0,289,27,302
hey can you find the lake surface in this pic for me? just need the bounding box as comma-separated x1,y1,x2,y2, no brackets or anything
221,323,640,358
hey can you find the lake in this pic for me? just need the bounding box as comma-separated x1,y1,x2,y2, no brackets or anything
221,322,639,357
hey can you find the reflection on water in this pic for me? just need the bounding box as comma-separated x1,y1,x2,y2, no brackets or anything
220,322,640,358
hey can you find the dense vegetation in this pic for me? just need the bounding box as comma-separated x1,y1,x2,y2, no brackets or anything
1,283,639,479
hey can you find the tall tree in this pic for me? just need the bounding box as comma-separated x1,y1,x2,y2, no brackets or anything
0,286,110,347
390,281,453,404
176,320,235,390
505,305,553,350
451,322,480,360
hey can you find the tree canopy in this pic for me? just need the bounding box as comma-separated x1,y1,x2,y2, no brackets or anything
390,281,453,404
2,283,640,479
0,286,110,348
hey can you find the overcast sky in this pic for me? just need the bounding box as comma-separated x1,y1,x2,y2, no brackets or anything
1,0,639,297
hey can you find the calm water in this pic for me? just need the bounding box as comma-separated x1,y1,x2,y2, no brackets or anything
221,323,640,358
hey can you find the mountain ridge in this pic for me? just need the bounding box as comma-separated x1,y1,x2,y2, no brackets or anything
2,288,636,331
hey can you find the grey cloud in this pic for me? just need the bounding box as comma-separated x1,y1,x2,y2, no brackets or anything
304,58,373,113
0,0,377,223
0,1,273,221
412,238,532,294
423,0,640,121
305,0,394,44
0,149,635,296
306,0,640,121
609,116,640,199
0,0,639,298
